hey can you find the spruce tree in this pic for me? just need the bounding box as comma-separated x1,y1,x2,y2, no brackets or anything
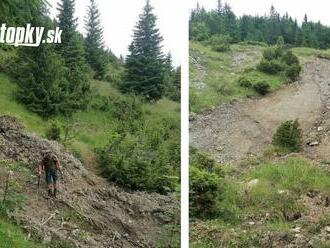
57,0,90,112
84,0,107,79
16,44,69,117
121,0,165,101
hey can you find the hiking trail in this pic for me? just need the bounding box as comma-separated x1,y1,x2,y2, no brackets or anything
0,116,179,247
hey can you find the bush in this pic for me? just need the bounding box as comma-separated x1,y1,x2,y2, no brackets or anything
189,22,210,41
190,148,222,175
272,120,302,152
237,77,253,88
189,166,222,218
262,47,283,61
97,114,180,194
285,64,302,82
257,59,284,74
253,81,270,95
45,122,61,141
208,35,231,52
282,50,299,66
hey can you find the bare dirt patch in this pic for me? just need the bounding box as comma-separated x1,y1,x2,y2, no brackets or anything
190,59,330,163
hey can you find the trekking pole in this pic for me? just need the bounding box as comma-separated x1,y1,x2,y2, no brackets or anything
37,174,41,194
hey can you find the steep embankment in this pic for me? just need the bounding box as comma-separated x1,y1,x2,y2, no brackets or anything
190,48,330,247
0,116,179,247
190,58,330,163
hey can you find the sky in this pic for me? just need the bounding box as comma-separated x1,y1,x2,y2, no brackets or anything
48,0,184,66
189,0,330,26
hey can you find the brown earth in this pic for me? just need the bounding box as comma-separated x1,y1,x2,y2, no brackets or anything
190,58,330,164
0,115,179,247
190,58,330,247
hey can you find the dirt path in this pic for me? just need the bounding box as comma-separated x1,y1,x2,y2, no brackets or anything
190,59,330,163
0,116,179,248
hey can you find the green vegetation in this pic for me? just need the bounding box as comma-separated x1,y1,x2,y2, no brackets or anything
208,35,231,52
121,0,177,101
0,218,43,248
84,0,107,79
190,3,330,49
257,46,302,82
272,120,303,152
190,156,330,246
252,81,270,95
247,158,330,195
189,42,285,112
190,3,330,246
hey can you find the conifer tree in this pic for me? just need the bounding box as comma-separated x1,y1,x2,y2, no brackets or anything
84,0,107,79
16,44,69,117
121,0,165,101
57,0,90,111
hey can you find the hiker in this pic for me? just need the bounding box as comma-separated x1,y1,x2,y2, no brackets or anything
38,151,62,198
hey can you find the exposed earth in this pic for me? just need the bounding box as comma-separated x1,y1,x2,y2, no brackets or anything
190,58,330,164
0,116,179,247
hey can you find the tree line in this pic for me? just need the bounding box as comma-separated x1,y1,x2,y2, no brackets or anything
1,0,179,118
190,0,330,49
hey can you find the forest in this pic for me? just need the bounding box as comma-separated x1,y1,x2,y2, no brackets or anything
190,0,330,49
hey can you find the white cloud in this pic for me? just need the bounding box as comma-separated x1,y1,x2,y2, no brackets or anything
48,0,183,66
189,0,330,26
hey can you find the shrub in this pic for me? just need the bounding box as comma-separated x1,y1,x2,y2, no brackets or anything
45,122,61,141
208,35,231,52
190,148,222,175
272,120,302,152
282,50,299,66
253,81,270,95
189,166,222,218
97,115,180,194
285,64,302,82
257,59,284,74
0,166,24,218
237,77,253,88
111,95,143,121
190,22,210,41
262,47,283,61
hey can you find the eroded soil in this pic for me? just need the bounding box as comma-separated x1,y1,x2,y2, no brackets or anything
190,59,330,164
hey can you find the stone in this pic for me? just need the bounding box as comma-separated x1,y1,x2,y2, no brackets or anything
308,141,319,146
325,226,330,233
247,179,259,188
292,226,301,233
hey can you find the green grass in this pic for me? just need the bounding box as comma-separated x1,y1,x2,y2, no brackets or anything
246,157,330,195
191,157,330,247
0,71,180,166
0,218,43,248
190,42,328,113
189,41,286,112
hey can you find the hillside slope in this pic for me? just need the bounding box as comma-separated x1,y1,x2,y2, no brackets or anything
0,49,180,246
189,45,330,247
190,58,327,163
0,115,179,247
